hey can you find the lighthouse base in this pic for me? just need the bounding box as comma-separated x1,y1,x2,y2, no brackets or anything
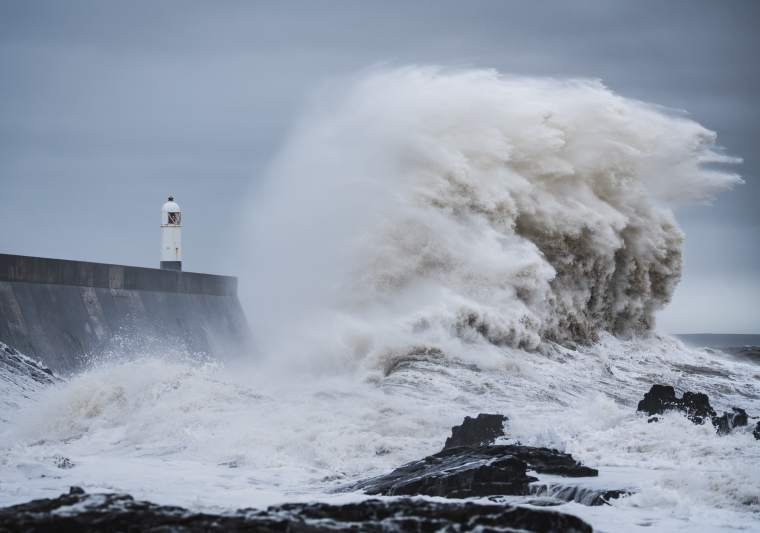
160,261,182,271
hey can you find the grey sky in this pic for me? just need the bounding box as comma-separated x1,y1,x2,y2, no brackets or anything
0,1,757,333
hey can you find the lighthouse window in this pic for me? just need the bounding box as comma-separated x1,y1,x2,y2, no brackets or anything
168,212,180,224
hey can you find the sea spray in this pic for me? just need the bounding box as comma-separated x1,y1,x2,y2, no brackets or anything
2,67,756,533
244,67,741,370
2,335,759,531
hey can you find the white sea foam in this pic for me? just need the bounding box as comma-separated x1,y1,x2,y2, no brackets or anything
243,67,741,373
1,336,758,532
1,68,755,532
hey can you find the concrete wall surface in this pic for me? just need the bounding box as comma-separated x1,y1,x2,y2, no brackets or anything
0,254,251,373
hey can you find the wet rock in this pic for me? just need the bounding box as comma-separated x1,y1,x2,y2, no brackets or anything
443,413,507,450
529,484,631,506
680,391,716,423
0,487,593,533
638,385,757,437
355,414,597,499
712,407,748,435
754,421,760,440
355,445,536,497
637,384,715,424
507,445,598,477
354,444,597,498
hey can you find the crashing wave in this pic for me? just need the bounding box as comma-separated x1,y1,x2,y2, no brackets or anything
245,67,740,364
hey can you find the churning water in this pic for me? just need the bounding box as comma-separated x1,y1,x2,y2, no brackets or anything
1,68,757,532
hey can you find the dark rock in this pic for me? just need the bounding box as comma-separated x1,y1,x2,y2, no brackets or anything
354,444,597,498
0,487,593,533
509,445,598,477
680,391,716,424
637,385,679,414
712,408,748,435
529,484,631,506
637,384,716,424
443,413,507,450
355,445,536,497
754,421,760,440
638,384,757,436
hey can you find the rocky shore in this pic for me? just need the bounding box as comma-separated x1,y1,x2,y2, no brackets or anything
0,414,608,532
0,486,592,533
2,383,757,532
637,384,760,439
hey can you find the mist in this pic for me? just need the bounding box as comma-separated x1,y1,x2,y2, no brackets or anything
241,67,741,370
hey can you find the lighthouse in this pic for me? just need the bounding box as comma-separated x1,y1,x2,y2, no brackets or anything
160,195,182,271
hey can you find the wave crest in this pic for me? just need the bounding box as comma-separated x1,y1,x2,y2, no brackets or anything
246,67,740,363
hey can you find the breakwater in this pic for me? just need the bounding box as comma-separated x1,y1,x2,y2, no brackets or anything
0,253,250,373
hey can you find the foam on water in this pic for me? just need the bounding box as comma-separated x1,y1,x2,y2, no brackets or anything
1,67,756,532
243,66,740,368
1,336,759,532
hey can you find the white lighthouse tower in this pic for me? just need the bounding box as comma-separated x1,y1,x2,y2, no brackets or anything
160,195,182,271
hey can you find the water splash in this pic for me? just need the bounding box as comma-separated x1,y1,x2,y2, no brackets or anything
244,67,741,371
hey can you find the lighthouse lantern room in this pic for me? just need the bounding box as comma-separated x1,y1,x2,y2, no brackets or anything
160,195,182,271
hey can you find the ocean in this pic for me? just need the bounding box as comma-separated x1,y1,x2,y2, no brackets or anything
1,67,757,532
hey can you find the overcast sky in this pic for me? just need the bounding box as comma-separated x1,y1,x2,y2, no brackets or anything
0,1,757,334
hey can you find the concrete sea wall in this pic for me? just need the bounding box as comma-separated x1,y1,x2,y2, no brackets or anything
0,254,251,373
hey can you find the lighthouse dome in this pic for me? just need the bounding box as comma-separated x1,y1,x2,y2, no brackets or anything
161,196,181,225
